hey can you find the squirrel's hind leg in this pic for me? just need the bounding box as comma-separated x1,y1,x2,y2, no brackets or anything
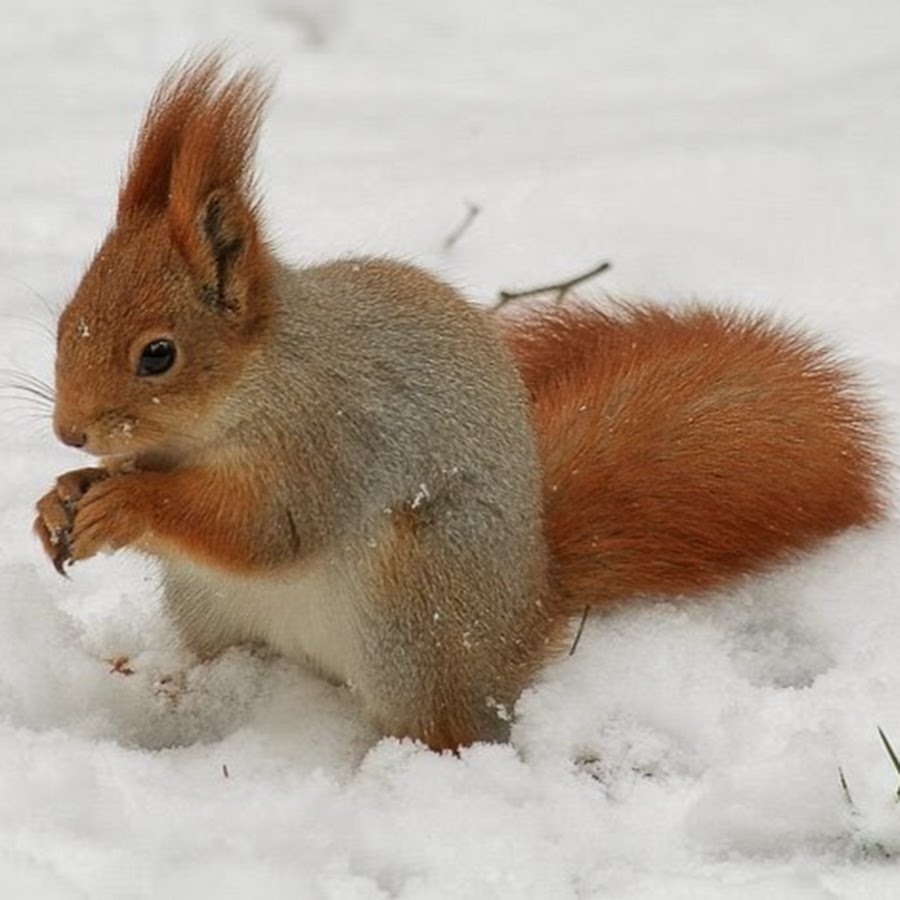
354,503,552,750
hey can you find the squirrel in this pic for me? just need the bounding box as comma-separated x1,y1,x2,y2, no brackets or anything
34,56,887,751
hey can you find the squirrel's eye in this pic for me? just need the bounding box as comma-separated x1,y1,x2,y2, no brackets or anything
137,339,177,376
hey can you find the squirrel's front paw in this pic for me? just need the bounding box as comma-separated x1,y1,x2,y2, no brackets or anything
34,467,109,574
68,474,148,563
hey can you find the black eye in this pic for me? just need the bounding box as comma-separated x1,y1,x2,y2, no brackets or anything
137,339,177,376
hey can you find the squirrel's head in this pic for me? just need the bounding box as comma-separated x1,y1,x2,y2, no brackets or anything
54,55,273,465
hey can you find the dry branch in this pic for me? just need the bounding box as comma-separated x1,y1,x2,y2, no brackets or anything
442,202,481,251
569,606,590,656
495,260,612,308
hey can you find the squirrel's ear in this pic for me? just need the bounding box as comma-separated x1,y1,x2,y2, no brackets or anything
190,188,268,318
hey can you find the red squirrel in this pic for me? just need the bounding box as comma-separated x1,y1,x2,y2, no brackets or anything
34,56,887,750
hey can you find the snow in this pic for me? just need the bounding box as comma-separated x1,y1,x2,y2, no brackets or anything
1,0,899,896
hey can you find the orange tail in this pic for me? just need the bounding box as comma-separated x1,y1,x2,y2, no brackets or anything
502,301,888,617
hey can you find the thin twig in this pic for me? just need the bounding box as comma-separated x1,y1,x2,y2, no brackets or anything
106,655,135,676
838,766,855,808
442,202,481,251
495,260,612,308
569,606,590,656
877,726,900,797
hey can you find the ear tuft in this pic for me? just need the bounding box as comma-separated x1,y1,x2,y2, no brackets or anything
117,52,273,319
118,52,270,226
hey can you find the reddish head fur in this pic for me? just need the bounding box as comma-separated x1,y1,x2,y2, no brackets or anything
502,301,888,616
53,56,275,460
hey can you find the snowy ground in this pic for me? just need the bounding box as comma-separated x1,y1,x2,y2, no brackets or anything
1,1,899,897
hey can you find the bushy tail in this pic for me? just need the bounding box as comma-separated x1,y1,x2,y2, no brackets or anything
502,301,888,617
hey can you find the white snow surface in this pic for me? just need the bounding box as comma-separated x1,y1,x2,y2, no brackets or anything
2,1,900,897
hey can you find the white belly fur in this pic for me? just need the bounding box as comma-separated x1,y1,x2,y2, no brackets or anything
164,554,360,684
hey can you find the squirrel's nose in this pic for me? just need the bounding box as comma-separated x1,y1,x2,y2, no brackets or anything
56,424,87,449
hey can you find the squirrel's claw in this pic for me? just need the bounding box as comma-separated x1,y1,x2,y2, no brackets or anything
52,548,71,578
35,466,112,573
50,524,73,577
34,489,77,576
33,515,72,577
35,515,72,577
